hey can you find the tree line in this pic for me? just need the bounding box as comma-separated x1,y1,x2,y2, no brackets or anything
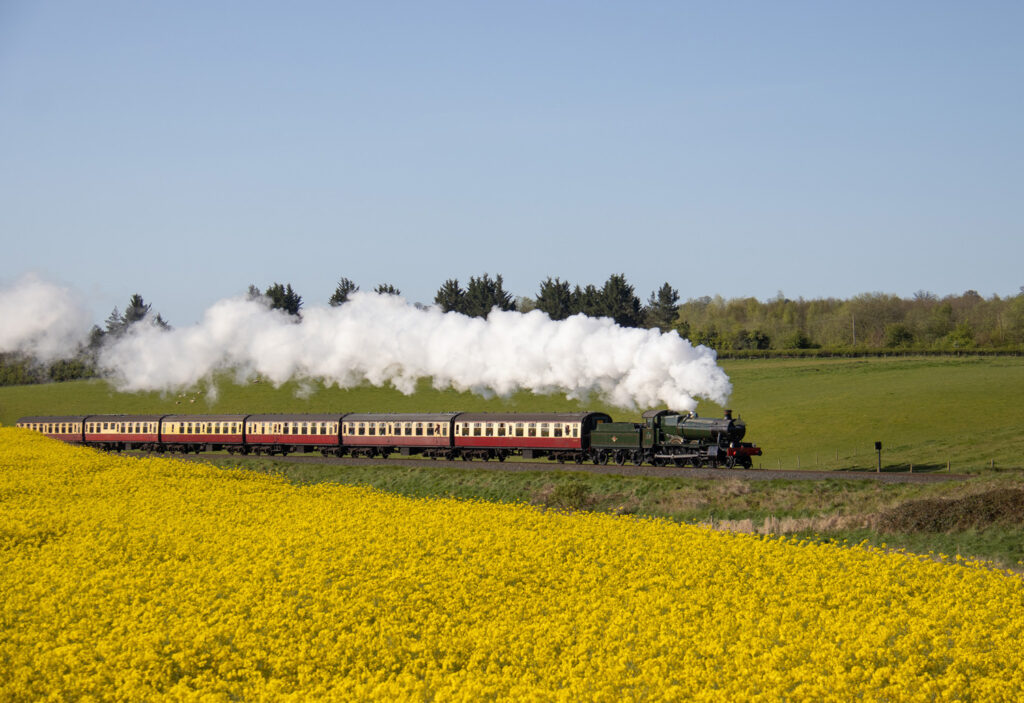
4,280,1024,386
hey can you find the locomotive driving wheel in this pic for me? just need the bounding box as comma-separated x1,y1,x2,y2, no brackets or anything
725,455,737,469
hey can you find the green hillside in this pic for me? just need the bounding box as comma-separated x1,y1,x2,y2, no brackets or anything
2,356,1023,471
707,356,1024,472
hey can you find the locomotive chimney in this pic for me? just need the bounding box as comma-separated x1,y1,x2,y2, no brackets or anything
724,409,732,420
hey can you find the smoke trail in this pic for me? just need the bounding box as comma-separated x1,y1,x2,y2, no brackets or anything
0,274,92,362
99,292,731,410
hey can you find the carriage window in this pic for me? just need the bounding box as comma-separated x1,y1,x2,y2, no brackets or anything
473,423,482,437
357,423,365,436
485,424,494,437
497,424,506,437
515,424,524,437
528,423,537,437
414,423,421,436
573,426,578,438
402,423,411,436
426,424,434,436
368,424,376,436
540,423,549,438
554,425,562,437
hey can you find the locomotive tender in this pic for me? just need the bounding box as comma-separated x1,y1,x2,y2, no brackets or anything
16,409,761,468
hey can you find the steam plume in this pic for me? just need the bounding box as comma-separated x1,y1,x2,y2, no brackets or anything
100,292,731,410
0,274,92,362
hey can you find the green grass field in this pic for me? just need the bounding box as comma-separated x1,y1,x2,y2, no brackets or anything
3,356,1023,567
3,355,1022,472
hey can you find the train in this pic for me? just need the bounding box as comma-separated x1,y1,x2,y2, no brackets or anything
15,409,762,468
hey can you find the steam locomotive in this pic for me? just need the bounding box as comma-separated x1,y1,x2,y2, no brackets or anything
16,409,762,468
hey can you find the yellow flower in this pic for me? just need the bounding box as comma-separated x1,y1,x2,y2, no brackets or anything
1,427,1022,700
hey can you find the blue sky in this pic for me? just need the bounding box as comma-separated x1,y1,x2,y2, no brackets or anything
2,1,1022,326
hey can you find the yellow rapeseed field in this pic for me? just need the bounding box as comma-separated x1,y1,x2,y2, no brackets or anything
1,427,1022,701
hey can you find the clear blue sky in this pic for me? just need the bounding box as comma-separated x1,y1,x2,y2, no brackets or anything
2,1,1022,326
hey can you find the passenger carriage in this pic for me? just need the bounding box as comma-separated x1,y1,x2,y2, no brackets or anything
16,416,87,445
82,414,165,452
341,413,458,458
161,414,247,453
244,414,342,456
452,412,612,462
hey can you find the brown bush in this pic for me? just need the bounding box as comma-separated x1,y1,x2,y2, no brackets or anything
878,489,1024,533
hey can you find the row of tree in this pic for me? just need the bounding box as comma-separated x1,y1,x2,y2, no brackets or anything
315,275,1024,351
5,280,1024,386
97,280,1024,352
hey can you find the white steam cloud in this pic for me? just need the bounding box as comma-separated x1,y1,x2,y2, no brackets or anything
100,292,731,410
0,274,92,362
0,275,732,410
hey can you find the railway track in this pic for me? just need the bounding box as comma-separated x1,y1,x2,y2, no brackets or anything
179,452,969,483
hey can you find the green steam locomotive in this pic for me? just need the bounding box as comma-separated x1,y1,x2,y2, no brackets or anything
589,409,762,468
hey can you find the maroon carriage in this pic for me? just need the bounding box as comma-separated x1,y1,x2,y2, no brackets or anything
161,414,247,453
82,414,165,451
16,416,88,445
244,414,342,456
341,413,458,458
452,412,613,462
